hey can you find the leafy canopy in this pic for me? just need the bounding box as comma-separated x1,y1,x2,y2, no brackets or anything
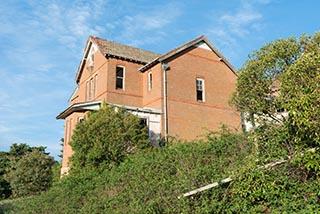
1,143,56,198
69,104,150,173
5,149,56,197
232,35,308,124
232,32,320,175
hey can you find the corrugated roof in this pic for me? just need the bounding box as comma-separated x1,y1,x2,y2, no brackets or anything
91,36,161,64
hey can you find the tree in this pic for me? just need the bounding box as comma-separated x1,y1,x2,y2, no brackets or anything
0,152,11,199
5,149,56,197
232,35,311,125
69,104,150,173
232,32,320,175
280,33,320,174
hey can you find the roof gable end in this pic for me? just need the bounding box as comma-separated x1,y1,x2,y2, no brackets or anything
139,35,237,75
75,36,161,83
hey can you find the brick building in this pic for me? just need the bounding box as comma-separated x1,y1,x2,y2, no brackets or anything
57,35,241,175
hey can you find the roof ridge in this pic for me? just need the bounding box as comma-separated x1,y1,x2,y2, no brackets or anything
90,36,161,56
139,35,237,75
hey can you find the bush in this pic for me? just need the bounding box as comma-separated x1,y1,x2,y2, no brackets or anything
5,149,56,198
69,104,150,173
8,130,255,213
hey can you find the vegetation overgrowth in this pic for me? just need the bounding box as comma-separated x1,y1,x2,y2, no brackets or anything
3,129,320,213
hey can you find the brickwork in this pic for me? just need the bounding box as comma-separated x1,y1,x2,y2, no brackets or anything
57,35,241,175
164,46,241,140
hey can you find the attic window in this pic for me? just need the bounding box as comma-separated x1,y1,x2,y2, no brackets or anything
116,66,125,90
89,53,94,67
196,78,205,102
148,72,152,91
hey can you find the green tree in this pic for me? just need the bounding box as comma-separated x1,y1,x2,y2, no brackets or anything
232,32,320,175
5,149,56,197
232,35,309,125
280,33,320,174
69,104,150,173
0,152,11,199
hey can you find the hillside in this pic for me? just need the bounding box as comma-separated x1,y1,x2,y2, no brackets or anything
2,130,319,213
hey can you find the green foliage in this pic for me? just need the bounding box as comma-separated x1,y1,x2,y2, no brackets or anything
229,164,320,213
4,130,320,213
5,149,56,198
69,103,150,173
250,123,292,164
6,131,254,213
231,36,306,124
281,36,320,147
0,152,11,199
233,32,320,176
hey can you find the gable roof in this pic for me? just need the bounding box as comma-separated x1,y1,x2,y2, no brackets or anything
138,35,237,75
91,36,161,63
75,36,161,83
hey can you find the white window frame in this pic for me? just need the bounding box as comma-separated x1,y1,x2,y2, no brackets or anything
148,72,152,91
116,66,125,90
78,116,84,123
196,78,205,102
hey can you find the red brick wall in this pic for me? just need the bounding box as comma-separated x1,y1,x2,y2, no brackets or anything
165,46,241,141
142,64,163,110
71,49,108,104
61,112,85,171
106,58,144,107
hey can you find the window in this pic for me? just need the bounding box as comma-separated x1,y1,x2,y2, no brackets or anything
94,74,98,97
89,78,93,100
86,81,89,101
68,119,72,143
86,75,98,101
65,121,69,146
148,72,152,91
196,78,205,102
89,52,94,67
116,66,125,90
140,118,148,127
78,117,84,123
139,118,148,135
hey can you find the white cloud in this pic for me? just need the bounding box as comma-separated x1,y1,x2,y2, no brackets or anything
110,2,182,47
30,1,107,50
220,9,262,37
218,2,263,38
206,0,270,66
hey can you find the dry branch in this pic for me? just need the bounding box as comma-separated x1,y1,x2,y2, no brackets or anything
180,158,288,198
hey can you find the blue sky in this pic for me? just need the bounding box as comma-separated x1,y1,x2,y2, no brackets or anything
0,0,319,159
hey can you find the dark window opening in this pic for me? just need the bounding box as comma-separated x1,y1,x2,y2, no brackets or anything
116,66,124,90
196,78,205,102
140,118,147,127
197,90,203,101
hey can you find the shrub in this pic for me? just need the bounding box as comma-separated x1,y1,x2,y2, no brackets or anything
69,104,150,173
